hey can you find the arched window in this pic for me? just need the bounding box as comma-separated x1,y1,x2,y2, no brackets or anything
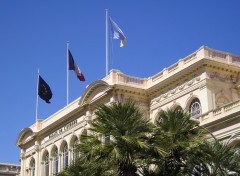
73,138,79,161
189,98,201,118
63,144,68,168
30,159,35,176
53,148,58,175
44,154,49,176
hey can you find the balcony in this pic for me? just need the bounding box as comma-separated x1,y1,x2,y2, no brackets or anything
103,46,240,90
198,100,240,126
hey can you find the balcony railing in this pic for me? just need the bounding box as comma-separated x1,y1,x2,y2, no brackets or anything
103,69,147,88
105,46,240,90
198,100,240,125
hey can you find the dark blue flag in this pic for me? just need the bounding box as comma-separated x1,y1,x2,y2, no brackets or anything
38,75,52,103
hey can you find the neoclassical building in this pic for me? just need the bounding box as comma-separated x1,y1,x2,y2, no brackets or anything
16,46,240,176
0,162,20,176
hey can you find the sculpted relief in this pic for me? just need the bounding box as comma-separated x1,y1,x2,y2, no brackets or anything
151,76,201,106
207,71,238,83
216,93,229,107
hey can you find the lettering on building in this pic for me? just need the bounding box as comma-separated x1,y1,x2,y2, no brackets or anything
48,120,78,140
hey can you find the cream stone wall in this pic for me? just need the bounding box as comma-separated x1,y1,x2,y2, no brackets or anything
0,162,21,176
17,46,240,176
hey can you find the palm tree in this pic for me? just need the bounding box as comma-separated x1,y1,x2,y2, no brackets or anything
58,159,84,176
148,108,206,176
59,104,240,176
190,139,240,176
63,99,152,176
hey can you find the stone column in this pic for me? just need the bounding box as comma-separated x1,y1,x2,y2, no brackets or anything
34,142,40,176
58,153,62,173
49,157,53,176
20,149,26,176
69,148,73,165
40,161,44,176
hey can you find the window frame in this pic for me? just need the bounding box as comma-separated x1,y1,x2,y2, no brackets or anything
189,98,201,118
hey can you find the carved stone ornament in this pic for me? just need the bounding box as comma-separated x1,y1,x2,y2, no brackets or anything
209,72,232,82
216,92,229,107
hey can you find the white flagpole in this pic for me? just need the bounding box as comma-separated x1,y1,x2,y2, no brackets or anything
67,41,70,105
36,68,39,122
106,9,109,76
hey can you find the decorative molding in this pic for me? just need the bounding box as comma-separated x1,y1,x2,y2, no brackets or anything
150,76,201,106
151,80,206,111
199,85,206,90
208,72,232,83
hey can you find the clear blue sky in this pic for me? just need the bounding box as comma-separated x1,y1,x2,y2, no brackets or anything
1,0,240,164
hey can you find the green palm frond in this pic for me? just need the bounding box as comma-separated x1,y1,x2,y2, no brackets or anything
59,102,240,176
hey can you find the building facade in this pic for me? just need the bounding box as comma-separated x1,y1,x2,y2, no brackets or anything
0,162,20,176
16,46,240,176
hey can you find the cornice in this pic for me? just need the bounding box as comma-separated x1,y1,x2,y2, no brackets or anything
147,58,240,97
150,79,207,111
31,82,113,139
147,60,206,97
19,83,113,147
113,84,147,98
79,80,112,106
37,104,86,138
41,124,79,149
203,58,240,73
16,128,36,147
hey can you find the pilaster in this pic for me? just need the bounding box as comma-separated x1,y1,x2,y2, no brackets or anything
20,150,26,176
34,141,40,176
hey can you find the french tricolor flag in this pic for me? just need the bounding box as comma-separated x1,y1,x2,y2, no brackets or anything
68,50,85,81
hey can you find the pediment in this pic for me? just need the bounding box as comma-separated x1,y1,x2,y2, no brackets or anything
16,128,35,146
79,80,112,106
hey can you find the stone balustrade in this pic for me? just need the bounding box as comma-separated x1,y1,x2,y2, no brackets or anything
198,100,240,125
105,46,240,89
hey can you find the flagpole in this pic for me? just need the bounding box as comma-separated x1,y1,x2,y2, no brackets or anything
67,41,69,105
36,68,39,122
106,9,108,76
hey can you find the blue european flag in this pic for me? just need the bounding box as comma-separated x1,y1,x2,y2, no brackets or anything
38,75,52,103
